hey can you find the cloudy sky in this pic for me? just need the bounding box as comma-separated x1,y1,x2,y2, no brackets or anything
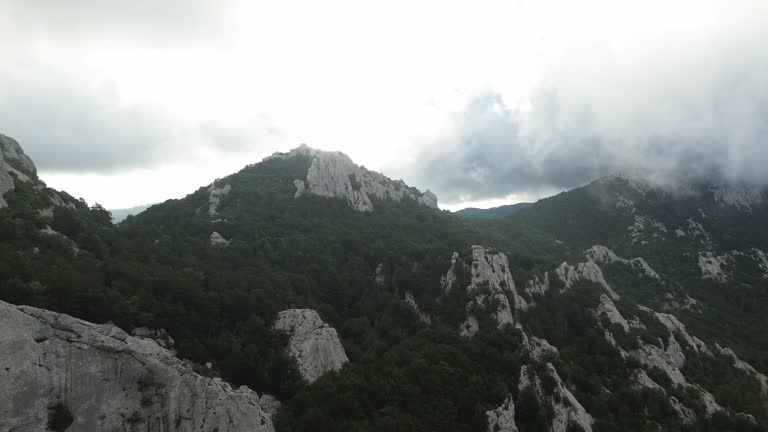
1,0,767,210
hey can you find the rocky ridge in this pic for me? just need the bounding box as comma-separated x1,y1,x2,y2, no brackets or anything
459,246,527,337
584,245,661,280
273,309,349,383
0,300,276,432
519,363,594,432
593,294,767,421
267,145,438,212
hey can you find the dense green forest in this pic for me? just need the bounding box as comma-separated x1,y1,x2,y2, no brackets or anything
1,148,767,431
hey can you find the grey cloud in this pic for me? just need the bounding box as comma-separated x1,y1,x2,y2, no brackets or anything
408,35,768,203
0,71,269,174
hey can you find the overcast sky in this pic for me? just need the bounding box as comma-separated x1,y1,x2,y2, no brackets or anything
1,0,767,210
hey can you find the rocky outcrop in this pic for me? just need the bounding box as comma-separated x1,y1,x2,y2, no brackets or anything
524,250,622,302
460,246,527,337
698,249,768,282
595,294,629,332
594,299,733,419
210,231,230,247
267,145,438,212
441,252,460,293
556,260,620,300
0,300,276,432
0,134,37,208
698,252,728,282
486,396,518,432
584,245,661,280
524,336,559,362
404,292,431,324
207,183,231,217
519,364,593,432
273,309,349,383
628,214,668,246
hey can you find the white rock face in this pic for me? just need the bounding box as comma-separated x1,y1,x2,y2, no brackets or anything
0,134,37,174
273,309,349,383
698,252,729,282
525,273,550,298
441,251,460,293
632,370,697,424
556,260,620,300
210,231,230,247
460,246,527,336
631,369,662,390
525,336,559,362
518,364,593,432
0,134,37,207
0,300,276,432
208,183,231,217
595,294,629,332
486,396,518,432
584,245,661,280
404,292,431,324
268,145,438,212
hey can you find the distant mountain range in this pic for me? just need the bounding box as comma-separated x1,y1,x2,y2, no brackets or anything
455,202,531,218
109,204,154,222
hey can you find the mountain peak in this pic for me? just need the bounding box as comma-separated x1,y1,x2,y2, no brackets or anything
265,143,438,212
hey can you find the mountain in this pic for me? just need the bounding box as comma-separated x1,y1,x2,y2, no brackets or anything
1,136,767,432
455,202,531,219
109,203,154,223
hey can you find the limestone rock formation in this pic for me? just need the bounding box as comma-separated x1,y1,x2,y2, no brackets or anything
460,246,527,337
267,145,438,212
524,336,559,362
486,396,518,432
556,260,620,300
440,251,460,293
273,309,349,383
0,300,276,432
404,292,431,324
518,364,594,432
207,183,231,217
584,245,661,280
0,134,37,208
698,252,729,282
210,231,230,247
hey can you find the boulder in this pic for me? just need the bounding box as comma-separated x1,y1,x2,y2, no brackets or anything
273,309,349,383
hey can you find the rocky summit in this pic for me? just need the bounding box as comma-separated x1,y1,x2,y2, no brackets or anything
267,144,438,212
